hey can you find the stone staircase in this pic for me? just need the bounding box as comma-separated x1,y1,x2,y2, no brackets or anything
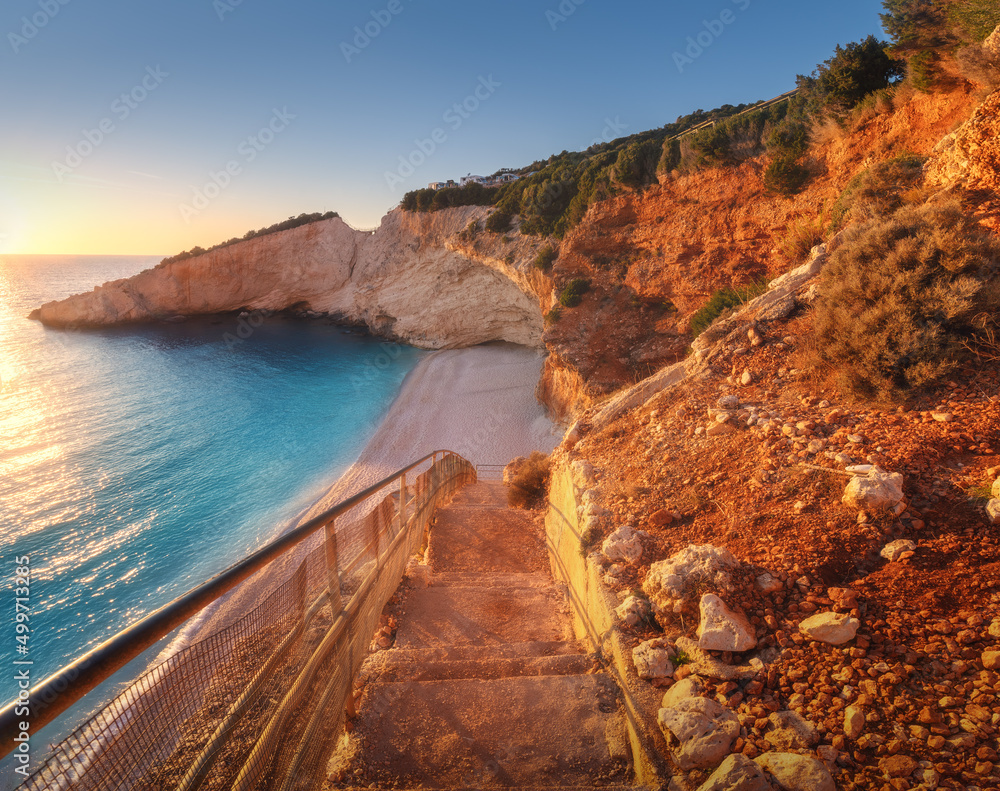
333,480,634,790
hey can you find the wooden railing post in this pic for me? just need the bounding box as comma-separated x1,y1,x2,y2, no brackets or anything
324,519,342,611
399,471,407,534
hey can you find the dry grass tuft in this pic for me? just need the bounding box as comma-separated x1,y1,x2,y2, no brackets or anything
803,201,1000,402
505,451,551,509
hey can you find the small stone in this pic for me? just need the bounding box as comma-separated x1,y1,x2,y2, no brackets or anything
880,539,916,562
827,587,858,609
740,369,753,386
765,710,819,750
798,612,860,645
993,478,1000,499
707,420,738,437
602,525,643,565
982,650,1000,670
844,705,865,739
880,754,918,778
650,508,674,527
931,411,954,422
756,573,783,594
987,498,1000,525
633,638,675,680
754,753,835,791
698,594,757,652
697,753,773,791
615,596,651,627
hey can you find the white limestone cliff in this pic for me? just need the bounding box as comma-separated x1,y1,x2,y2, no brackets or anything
34,207,544,350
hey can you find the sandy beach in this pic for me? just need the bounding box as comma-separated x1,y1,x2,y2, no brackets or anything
190,342,560,642
28,345,563,787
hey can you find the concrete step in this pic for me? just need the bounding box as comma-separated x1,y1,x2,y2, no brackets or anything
428,507,548,574
338,786,636,790
447,481,508,508
361,640,596,683
362,652,596,683
393,584,571,649
427,571,555,588
349,675,631,789
369,640,590,665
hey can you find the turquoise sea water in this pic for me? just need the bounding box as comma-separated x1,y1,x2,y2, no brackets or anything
0,256,424,743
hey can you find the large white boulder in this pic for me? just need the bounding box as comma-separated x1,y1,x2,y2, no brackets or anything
697,753,776,791
643,545,740,621
657,696,740,770
602,525,643,564
662,675,706,709
842,467,904,511
754,753,835,791
697,594,757,652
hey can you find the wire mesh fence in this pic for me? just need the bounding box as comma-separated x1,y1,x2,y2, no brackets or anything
15,453,475,791
474,464,505,481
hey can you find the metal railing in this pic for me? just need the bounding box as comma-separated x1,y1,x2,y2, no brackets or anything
0,451,476,790
474,464,505,481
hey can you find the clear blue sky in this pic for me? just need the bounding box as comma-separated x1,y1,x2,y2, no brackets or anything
0,0,888,254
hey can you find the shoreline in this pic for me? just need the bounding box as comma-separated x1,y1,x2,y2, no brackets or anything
182,341,560,651
33,343,560,784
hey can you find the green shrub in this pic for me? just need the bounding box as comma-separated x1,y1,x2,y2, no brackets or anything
806,202,1000,401
909,49,938,91
544,306,562,325
658,138,682,175
613,139,661,188
765,119,810,159
689,281,768,337
830,153,927,228
506,451,551,509
485,210,514,233
687,102,790,167
764,154,810,196
533,245,558,271
881,0,952,51
559,278,591,308
798,35,905,115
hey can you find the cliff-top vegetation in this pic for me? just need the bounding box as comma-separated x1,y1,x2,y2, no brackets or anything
401,0,999,242
158,211,339,267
